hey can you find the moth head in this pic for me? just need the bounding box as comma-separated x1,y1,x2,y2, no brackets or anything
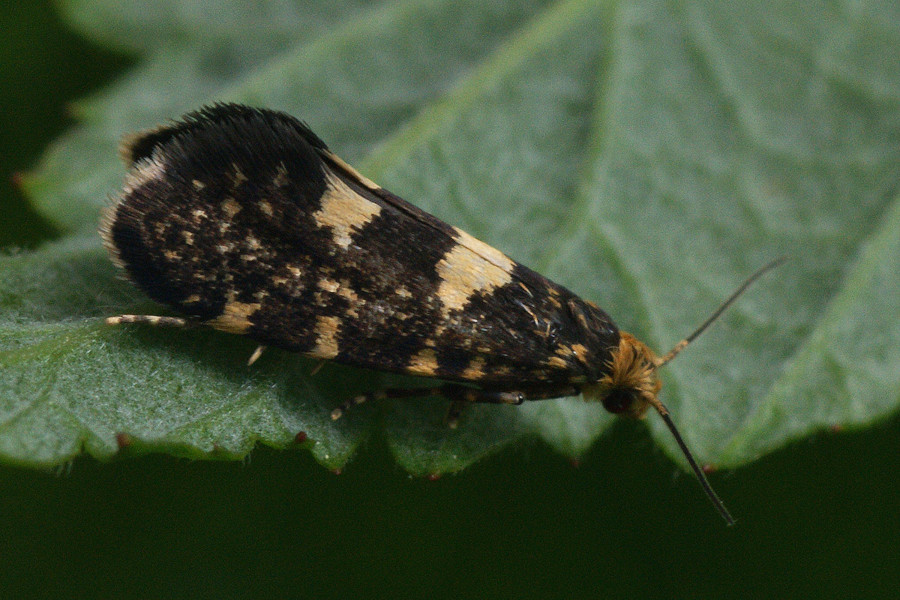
583,329,734,524
583,256,787,421
579,258,784,526
582,332,662,419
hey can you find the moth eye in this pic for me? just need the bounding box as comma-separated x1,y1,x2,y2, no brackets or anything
601,388,636,415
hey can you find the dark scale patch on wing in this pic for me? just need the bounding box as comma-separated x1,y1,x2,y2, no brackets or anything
241,157,461,364
108,105,332,339
327,208,457,371
107,105,463,363
122,104,328,167
110,178,225,321
430,264,620,384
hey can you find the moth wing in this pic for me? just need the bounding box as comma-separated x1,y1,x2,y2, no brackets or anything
103,105,619,386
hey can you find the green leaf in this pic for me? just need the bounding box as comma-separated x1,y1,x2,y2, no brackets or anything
2,0,899,473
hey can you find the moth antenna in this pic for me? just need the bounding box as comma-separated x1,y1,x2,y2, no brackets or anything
647,257,784,523
649,398,735,525
655,257,786,368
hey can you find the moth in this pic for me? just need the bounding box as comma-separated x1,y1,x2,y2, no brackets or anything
102,103,780,524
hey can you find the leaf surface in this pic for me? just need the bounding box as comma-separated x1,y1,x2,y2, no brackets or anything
2,0,898,472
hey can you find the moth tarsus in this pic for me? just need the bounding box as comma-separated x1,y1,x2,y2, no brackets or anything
247,345,266,366
102,103,781,524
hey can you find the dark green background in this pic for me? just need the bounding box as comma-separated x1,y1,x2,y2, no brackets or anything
1,3,897,598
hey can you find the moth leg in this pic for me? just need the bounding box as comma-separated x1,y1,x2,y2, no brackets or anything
440,386,528,428
247,345,266,366
442,385,576,428
515,384,581,401
445,400,466,429
444,390,521,429
450,384,580,405
330,387,446,421
450,388,525,405
446,386,524,429
106,314,192,328
330,383,515,421
330,383,579,423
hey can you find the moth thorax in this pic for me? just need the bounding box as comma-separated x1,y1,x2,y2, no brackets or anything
582,332,661,419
